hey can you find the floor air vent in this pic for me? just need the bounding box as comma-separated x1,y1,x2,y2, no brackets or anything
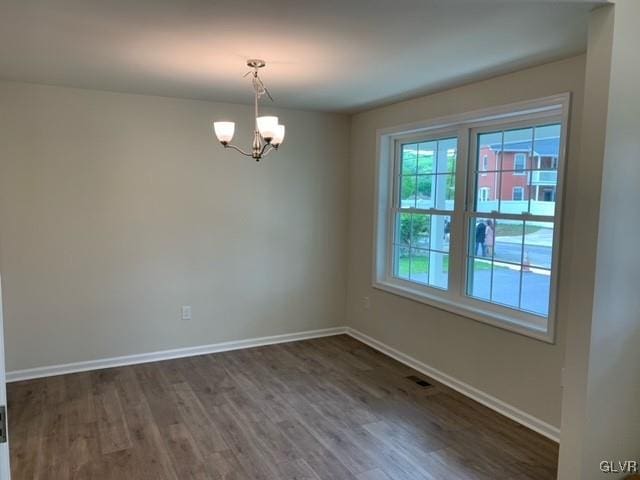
406,375,432,388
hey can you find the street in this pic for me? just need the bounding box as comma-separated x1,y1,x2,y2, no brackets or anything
491,240,552,269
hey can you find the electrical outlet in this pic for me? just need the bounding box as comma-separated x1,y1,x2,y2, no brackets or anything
362,296,371,309
181,305,192,321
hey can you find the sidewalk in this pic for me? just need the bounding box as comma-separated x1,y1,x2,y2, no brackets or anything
473,257,551,276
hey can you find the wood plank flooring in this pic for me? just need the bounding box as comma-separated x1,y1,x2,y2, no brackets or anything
7,335,558,479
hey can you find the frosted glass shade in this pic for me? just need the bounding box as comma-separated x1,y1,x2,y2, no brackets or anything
213,121,235,143
257,116,279,140
272,125,286,146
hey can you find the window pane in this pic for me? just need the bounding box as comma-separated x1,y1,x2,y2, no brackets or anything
394,244,411,280
490,264,521,309
417,141,436,174
402,144,418,174
470,218,492,257
392,213,451,289
532,124,561,170
429,251,449,290
498,170,529,214
503,128,533,169
409,248,429,284
467,257,492,301
400,176,416,208
411,214,430,248
438,138,458,173
440,137,458,174
492,219,523,265
435,174,455,211
430,214,451,252
475,179,496,213
477,132,503,171
416,175,434,209
520,268,551,318
395,212,412,246
523,221,554,269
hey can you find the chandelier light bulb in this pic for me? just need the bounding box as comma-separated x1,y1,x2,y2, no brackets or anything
257,116,279,141
272,125,285,146
213,121,235,144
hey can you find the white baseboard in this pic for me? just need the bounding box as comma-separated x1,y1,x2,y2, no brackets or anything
345,327,560,443
5,324,560,442
6,326,347,383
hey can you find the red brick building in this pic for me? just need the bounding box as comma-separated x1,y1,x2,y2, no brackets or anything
477,136,559,203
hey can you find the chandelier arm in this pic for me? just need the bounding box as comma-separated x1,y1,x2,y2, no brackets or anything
258,142,276,158
224,143,253,157
260,144,278,158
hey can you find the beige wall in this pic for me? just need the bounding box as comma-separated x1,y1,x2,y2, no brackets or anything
557,5,613,477
346,56,587,428
0,82,350,372
560,2,640,478
583,0,640,472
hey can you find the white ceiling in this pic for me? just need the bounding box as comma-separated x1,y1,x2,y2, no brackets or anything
0,0,602,112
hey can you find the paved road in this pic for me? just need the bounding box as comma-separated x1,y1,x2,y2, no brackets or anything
469,268,550,319
483,241,552,268
429,236,552,269
411,266,551,319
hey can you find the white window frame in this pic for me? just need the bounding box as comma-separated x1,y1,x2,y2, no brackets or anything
513,153,527,174
372,94,570,343
512,186,524,201
388,131,457,290
479,187,490,202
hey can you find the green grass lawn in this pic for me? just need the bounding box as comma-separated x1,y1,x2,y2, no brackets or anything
398,255,495,277
398,255,447,277
496,224,542,236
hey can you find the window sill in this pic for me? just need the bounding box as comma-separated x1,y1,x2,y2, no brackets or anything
372,279,554,343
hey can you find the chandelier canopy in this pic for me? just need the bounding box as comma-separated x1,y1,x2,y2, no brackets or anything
213,59,285,162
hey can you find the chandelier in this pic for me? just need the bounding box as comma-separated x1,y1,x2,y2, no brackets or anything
213,59,285,162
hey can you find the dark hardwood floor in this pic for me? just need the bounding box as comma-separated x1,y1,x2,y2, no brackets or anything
7,335,558,479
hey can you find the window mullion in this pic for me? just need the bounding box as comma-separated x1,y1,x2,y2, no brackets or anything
448,126,470,300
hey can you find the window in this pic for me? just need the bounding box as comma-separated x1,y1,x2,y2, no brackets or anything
512,186,524,201
513,153,527,174
374,94,569,342
394,137,456,290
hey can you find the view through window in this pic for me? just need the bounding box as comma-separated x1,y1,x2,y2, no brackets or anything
376,96,568,340
393,138,456,290
468,124,560,323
